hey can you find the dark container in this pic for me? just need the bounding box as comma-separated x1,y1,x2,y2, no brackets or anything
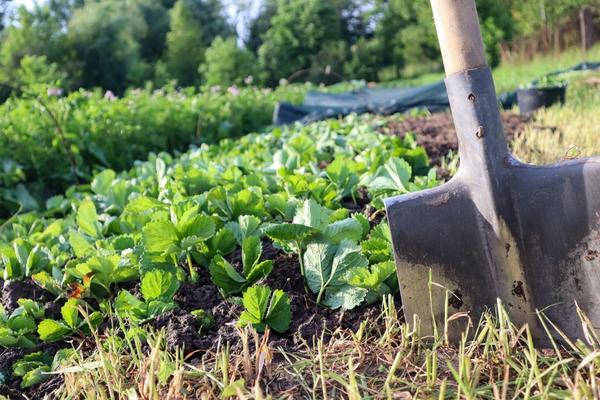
517,86,566,114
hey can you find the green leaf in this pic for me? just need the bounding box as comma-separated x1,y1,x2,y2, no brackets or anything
179,215,215,241
238,285,270,330
142,221,179,255
322,218,363,244
263,223,318,243
303,242,336,295
38,319,72,342
21,366,51,388
113,290,144,313
140,270,179,301
68,230,92,258
7,315,36,334
91,169,116,196
210,227,237,255
226,215,262,245
31,271,62,297
77,198,102,238
241,236,261,275
367,158,412,193
264,289,291,333
322,286,367,310
125,196,166,213
61,299,80,329
209,256,246,295
245,260,272,284
292,199,330,230
221,379,247,398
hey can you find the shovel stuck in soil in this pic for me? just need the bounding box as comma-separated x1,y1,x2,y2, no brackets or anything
385,0,600,342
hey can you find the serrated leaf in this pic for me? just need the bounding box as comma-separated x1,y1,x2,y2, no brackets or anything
91,169,116,196
209,256,246,295
21,366,51,388
242,236,261,275
38,319,72,342
238,285,270,327
303,242,336,295
263,223,318,243
226,215,262,245
7,315,36,334
77,198,102,238
264,289,291,333
179,215,215,241
245,260,272,284
61,299,80,329
210,227,237,255
125,196,166,213
322,286,367,310
140,270,179,301
142,221,178,255
68,230,92,258
323,218,363,244
292,199,330,230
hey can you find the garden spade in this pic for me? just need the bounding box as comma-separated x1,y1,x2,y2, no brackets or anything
385,0,600,342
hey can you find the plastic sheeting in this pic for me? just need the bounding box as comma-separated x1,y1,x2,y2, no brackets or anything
274,61,600,125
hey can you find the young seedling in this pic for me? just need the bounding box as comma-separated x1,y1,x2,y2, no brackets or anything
238,285,291,333
209,236,272,296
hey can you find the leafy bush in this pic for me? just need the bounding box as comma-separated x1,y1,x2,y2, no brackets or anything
0,83,306,216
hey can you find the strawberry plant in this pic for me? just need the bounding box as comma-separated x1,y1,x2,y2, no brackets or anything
210,236,272,295
0,300,45,348
113,269,180,323
142,205,216,282
37,299,103,342
238,285,291,333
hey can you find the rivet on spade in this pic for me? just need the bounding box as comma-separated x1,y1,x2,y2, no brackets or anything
476,126,484,138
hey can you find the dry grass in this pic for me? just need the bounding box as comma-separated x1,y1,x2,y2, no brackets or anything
48,294,600,400
512,72,600,165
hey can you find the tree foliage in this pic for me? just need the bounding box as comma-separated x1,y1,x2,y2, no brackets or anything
200,36,257,86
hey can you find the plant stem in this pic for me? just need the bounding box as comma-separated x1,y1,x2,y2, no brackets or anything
186,253,198,283
296,243,305,277
36,96,79,184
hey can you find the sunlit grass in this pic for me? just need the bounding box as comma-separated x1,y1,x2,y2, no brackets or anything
512,71,600,164
48,291,600,399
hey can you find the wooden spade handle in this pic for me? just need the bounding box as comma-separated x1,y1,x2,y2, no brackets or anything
430,0,487,75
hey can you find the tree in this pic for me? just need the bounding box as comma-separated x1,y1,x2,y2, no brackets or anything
67,0,148,92
200,36,257,86
246,0,277,54
258,0,344,86
0,2,74,92
165,0,233,86
344,37,382,81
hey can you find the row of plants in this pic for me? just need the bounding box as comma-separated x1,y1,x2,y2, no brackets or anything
0,83,308,217
0,114,438,389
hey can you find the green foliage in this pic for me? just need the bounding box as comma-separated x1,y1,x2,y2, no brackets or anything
12,348,75,388
238,285,291,333
304,240,369,309
210,236,273,295
0,83,306,216
258,0,343,85
166,0,232,86
0,114,435,390
113,270,179,323
38,299,103,342
200,36,257,87
0,300,45,348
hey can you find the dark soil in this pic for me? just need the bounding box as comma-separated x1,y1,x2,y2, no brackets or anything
159,239,397,357
380,111,531,169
